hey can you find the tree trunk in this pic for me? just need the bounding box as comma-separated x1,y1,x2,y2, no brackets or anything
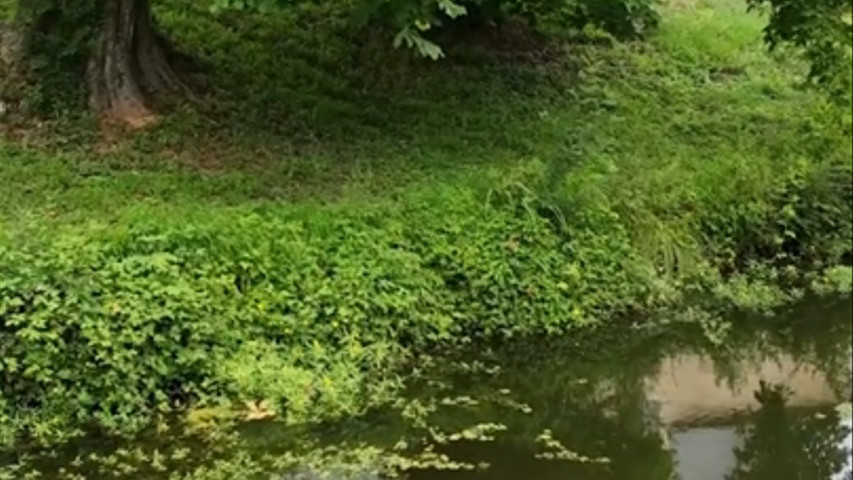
87,0,190,127
1,22,24,81
0,21,25,118
1,23,20,73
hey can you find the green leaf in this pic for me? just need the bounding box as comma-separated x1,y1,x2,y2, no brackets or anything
437,0,467,19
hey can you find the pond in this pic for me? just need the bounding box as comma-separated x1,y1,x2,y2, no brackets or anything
6,297,852,479
397,298,853,480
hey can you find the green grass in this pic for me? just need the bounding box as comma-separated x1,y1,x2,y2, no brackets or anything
1,0,844,214
0,0,851,451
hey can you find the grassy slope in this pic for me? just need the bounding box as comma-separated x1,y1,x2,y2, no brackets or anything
1,1,847,219
0,0,851,446
1,0,848,225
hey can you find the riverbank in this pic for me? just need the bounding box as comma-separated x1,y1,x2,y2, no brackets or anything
3,297,852,479
1,0,852,452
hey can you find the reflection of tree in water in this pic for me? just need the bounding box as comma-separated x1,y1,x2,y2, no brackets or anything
437,301,852,480
726,381,850,480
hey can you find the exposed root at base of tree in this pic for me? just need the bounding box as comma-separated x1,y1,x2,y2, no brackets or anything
86,0,196,128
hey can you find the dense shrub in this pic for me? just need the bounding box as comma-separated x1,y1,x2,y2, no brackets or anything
2,153,851,445
0,189,639,444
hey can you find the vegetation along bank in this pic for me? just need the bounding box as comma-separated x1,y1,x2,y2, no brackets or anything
0,0,851,466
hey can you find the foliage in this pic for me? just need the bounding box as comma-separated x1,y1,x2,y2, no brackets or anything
1,0,851,451
0,184,651,444
5,0,98,114
0,0,15,21
354,0,658,58
747,0,853,100
211,0,657,60
811,266,853,296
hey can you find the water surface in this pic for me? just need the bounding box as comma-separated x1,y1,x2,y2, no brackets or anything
7,298,853,480
401,299,853,480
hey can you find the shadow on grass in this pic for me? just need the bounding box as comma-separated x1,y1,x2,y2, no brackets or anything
128,3,584,184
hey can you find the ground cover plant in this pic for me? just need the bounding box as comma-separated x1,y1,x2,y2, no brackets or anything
0,0,851,469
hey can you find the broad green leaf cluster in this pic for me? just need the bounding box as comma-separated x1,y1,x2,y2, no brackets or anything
748,0,853,98
213,0,657,59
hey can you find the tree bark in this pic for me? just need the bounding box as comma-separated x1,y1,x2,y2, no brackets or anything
87,0,190,127
1,23,18,71
1,20,25,82
0,21,25,118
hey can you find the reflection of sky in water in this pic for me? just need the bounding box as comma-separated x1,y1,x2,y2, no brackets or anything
647,352,851,479
670,417,852,480
672,428,739,480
